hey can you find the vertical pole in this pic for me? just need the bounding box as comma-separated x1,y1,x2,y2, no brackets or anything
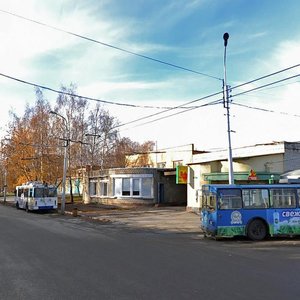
61,140,68,214
3,169,7,203
223,33,234,184
50,111,68,214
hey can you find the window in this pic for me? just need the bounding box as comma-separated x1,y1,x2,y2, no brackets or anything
48,188,57,197
132,178,140,196
142,178,152,197
157,162,166,168
100,182,108,196
34,188,44,197
242,189,269,208
17,188,23,197
270,189,296,208
28,189,34,197
114,176,153,198
89,181,97,196
23,188,28,197
218,189,242,210
203,193,216,209
173,160,183,168
122,178,130,196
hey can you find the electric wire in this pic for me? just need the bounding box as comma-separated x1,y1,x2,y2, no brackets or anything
231,73,300,98
118,99,223,132
116,72,300,130
232,102,300,118
0,69,299,131
230,63,300,92
0,62,300,111
0,8,221,81
113,90,223,129
0,72,171,109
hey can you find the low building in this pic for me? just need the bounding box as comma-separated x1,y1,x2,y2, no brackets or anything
126,144,205,168
80,141,300,210
187,141,300,211
82,167,187,206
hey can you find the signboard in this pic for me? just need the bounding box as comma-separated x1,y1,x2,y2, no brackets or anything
248,169,258,180
176,166,188,184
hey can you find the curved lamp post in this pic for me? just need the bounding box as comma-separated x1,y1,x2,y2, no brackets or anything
223,33,234,184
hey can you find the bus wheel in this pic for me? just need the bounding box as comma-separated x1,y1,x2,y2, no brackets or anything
247,219,267,241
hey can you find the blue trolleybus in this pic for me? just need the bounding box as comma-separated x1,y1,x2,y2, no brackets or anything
201,184,300,240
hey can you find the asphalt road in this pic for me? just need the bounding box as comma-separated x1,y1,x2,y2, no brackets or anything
1,204,299,300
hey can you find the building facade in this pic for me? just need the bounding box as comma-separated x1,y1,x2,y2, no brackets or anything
80,141,300,210
187,142,300,211
82,167,186,206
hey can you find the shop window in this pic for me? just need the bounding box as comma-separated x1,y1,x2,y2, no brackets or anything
89,181,97,196
114,176,153,198
100,182,108,196
122,178,130,196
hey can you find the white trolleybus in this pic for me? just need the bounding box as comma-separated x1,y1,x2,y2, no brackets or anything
15,181,58,212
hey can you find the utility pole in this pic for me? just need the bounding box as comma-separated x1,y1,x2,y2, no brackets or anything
223,32,234,184
50,111,68,214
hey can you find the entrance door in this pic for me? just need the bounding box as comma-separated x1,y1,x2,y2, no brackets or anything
158,183,164,204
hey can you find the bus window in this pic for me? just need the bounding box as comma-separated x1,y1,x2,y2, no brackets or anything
208,194,216,209
48,188,57,197
28,189,33,197
270,189,296,208
17,188,23,197
218,189,242,209
242,189,269,208
202,193,216,210
34,188,44,198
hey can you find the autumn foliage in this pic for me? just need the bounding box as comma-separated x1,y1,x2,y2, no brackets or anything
0,86,154,193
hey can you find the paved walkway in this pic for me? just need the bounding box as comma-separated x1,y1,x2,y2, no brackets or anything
65,203,201,234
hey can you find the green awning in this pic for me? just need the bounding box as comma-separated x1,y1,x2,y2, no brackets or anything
203,172,280,183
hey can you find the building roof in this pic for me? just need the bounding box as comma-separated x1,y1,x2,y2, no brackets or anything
189,141,300,164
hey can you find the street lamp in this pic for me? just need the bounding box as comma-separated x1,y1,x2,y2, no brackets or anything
50,111,68,214
223,33,234,184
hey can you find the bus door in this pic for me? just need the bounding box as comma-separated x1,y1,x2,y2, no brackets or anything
216,189,244,237
201,192,217,236
17,188,26,208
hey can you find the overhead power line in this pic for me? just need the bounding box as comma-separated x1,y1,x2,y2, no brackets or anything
1,62,299,112
1,67,300,131
0,72,172,109
115,71,300,130
0,8,221,81
114,90,223,129
230,63,300,92
232,102,300,118
231,73,300,98
118,99,223,132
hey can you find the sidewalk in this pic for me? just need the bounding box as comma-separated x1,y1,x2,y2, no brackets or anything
64,203,201,234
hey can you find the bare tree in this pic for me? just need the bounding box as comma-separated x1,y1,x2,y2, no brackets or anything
85,103,119,168
53,84,88,202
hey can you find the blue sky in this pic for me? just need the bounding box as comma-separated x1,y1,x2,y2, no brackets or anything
0,0,300,150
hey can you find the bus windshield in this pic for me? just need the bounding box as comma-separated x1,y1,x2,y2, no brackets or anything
34,187,57,197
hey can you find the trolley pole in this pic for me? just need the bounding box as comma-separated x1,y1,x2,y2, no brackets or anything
223,33,234,184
